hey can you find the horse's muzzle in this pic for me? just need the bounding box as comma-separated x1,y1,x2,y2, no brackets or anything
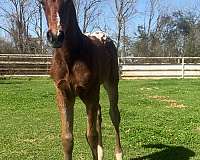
47,30,65,48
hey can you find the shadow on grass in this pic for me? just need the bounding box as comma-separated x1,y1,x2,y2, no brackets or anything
131,144,195,160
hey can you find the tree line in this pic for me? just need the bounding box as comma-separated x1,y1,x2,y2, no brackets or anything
0,0,200,58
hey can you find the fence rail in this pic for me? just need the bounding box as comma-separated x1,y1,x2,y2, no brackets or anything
1,54,200,79
119,57,200,79
0,54,51,76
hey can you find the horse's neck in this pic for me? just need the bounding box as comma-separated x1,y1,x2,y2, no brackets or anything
63,1,83,52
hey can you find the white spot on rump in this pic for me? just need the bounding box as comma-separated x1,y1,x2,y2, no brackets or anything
84,32,90,37
98,145,103,160
84,31,111,44
116,152,122,160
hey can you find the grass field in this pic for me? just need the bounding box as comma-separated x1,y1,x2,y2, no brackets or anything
1,78,200,160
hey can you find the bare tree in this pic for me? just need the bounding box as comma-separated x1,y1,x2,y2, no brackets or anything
143,0,159,56
31,0,44,51
74,0,103,33
113,0,137,56
74,0,82,17
0,0,41,53
145,0,159,36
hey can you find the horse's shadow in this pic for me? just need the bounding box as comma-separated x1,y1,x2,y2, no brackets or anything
131,144,195,160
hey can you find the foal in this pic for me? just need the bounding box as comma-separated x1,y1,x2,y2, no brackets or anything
41,0,122,159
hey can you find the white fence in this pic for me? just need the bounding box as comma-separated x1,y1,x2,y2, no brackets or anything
119,57,200,79
1,54,200,79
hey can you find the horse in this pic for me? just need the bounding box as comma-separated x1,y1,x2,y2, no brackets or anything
41,0,122,159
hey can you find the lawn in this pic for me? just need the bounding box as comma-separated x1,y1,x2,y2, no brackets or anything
0,78,200,160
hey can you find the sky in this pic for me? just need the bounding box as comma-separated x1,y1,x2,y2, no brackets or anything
91,0,200,38
0,0,199,38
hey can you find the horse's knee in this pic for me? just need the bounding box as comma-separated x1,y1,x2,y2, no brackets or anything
61,133,74,151
62,133,73,139
62,133,73,142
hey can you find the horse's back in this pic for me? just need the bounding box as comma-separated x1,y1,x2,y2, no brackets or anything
84,32,119,84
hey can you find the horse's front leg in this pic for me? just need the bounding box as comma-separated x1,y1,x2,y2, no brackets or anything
56,85,75,160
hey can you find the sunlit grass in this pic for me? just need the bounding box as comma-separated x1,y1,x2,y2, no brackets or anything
0,78,200,159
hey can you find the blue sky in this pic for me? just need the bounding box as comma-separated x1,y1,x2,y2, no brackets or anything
136,0,198,13
96,0,200,38
0,0,199,38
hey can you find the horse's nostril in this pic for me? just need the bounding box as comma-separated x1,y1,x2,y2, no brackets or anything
47,30,53,42
46,30,64,48
58,31,64,42
47,30,64,43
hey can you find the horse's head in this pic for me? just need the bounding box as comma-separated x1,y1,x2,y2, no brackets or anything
41,0,70,48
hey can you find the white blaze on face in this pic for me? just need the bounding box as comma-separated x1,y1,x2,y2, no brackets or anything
56,12,61,35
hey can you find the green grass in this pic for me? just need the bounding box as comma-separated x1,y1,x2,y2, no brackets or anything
1,78,200,160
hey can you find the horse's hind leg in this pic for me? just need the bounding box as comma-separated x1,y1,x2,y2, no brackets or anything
96,104,103,159
103,81,122,160
86,104,98,160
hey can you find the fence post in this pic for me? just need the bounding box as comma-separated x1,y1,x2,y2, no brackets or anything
118,57,122,79
181,57,185,79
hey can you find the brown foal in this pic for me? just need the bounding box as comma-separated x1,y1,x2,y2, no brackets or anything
41,0,122,159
